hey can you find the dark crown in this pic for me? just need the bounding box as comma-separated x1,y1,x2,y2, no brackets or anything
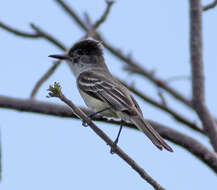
69,39,103,57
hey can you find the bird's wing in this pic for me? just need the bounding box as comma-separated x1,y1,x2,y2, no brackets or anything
77,70,137,115
130,94,143,116
78,71,173,152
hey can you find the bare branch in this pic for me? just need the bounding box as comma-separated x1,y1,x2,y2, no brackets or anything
30,0,114,99
93,1,114,29
30,61,61,99
0,20,39,38
203,0,217,11
150,121,217,174
30,23,66,51
55,0,88,31
157,88,167,106
0,20,67,100
47,82,166,190
25,23,66,99
122,81,204,134
85,1,114,38
1,95,217,173
54,1,193,108
190,0,217,151
122,63,192,108
0,20,66,51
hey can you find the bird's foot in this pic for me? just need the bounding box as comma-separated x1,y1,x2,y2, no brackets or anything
110,139,118,154
82,121,89,127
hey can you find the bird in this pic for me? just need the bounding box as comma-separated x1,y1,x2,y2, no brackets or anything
49,38,173,152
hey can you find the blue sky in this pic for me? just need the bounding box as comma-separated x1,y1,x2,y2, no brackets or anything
0,0,217,189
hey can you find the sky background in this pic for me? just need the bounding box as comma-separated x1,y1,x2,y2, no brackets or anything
0,0,217,189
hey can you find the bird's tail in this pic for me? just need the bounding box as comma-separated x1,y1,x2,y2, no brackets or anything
130,115,173,152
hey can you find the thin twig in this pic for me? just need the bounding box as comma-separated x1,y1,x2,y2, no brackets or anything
0,20,67,99
85,1,114,38
0,21,39,38
83,12,92,29
122,81,204,134
93,1,114,29
28,23,66,99
30,23,66,51
47,82,166,190
30,61,61,99
54,0,193,108
157,88,167,106
190,0,217,151
55,0,88,31
0,95,217,173
122,64,192,108
30,0,113,99
0,21,66,51
203,0,217,11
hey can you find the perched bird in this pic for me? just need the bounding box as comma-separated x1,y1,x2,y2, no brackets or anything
49,39,173,152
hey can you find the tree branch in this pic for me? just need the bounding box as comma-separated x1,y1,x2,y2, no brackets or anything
47,82,166,190
122,81,204,134
0,21,66,51
0,20,39,38
55,0,88,31
203,0,217,11
30,61,61,99
84,0,114,38
55,0,192,109
122,63,192,108
30,23,66,51
190,0,217,151
30,0,113,99
93,0,114,29
0,95,217,173
0,20,67,100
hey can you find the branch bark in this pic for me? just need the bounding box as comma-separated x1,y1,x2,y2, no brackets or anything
1,95,217,173
30,61,61,99
190,0,217,151
46,83,166,190
54,0,192,109
0,21,39,38
122,81,204,134
203,0,217,11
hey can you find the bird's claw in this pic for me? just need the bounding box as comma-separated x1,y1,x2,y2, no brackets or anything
110,139,118,154
82,121,88,127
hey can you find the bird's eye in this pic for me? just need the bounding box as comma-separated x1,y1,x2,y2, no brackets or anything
81,55,90,63
76,50,84,55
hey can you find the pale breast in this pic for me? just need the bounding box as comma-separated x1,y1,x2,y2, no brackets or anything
79,89,117,118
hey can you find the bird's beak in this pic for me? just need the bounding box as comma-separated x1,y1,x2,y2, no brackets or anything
48,54,71,60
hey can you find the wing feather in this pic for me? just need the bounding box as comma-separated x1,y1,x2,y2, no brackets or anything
77,71,137,115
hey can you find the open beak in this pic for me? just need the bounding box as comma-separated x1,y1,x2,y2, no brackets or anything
48,54,71,60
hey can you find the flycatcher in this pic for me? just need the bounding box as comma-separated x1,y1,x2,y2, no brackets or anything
49,39,173,152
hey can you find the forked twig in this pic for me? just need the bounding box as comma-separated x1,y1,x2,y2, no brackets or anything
1,95,217,173
0,21,39,38
47,82,166,190
55,0,192,108
30,0,113,99
30,23,66,51
122,81,204,134
92,1,114,31
30,61,61,99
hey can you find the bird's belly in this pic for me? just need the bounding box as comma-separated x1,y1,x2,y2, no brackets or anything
79,90,117,118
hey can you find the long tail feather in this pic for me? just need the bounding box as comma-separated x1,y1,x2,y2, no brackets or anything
130,115,173,152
